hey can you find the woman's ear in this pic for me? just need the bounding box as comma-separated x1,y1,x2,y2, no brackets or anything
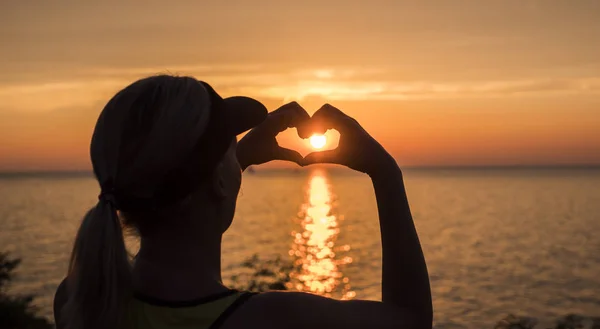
211,164,227,199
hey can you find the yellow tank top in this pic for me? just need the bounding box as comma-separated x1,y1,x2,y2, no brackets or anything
122,290,256,329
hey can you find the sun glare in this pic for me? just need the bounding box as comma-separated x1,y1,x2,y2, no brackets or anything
309,134,327,149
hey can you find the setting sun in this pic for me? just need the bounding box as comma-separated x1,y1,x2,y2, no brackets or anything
309,134,327,149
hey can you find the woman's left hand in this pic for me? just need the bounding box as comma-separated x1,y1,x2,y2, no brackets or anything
236,102,311,171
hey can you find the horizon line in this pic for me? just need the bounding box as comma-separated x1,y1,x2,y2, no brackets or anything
1,164,599,176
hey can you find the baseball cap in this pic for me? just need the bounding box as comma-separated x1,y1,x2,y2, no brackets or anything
199,81,268,136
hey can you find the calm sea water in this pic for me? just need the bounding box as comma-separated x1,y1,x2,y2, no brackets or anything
1,168,599,328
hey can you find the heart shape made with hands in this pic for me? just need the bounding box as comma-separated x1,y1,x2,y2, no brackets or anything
238,102,356,170
269,102,344,160
276,126,340,158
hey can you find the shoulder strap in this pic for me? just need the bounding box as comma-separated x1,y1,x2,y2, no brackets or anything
208,292,258,329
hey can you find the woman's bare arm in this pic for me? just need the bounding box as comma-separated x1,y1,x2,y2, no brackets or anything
223,104,432,329
371,158,432,324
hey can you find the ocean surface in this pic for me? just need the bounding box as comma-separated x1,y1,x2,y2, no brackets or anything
1,168,599,328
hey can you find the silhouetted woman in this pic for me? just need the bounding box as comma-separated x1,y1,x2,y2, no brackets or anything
53,75,432,329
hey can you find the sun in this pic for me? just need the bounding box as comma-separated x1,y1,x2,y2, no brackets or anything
309,134,327,149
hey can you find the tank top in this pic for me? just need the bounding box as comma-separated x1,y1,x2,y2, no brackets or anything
122,289,257,329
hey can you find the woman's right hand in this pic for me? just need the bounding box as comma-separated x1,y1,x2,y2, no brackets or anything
302,104,397,176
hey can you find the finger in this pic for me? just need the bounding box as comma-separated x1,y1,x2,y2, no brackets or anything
271,101,308,118
273,102,311,139
273,146,304,165
310,104,356,134
265,102,311,136
302,149,341,166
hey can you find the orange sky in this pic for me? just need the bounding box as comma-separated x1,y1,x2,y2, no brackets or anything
1,0,599,171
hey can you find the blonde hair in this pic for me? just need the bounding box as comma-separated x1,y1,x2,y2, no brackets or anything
61,75,212,329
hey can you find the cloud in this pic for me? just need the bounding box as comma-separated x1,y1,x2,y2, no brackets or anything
229,70,600,101
0,80,122,112
1,65,599,112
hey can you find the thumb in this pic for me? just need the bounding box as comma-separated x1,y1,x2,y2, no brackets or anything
273,147,304,165
302,149,340,166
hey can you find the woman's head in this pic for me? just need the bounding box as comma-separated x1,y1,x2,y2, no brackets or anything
61,75,266,329
91,75,248,233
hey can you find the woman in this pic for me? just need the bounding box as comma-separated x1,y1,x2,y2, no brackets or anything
53,75,432,329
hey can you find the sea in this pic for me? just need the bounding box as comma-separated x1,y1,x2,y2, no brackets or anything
1,167,599,328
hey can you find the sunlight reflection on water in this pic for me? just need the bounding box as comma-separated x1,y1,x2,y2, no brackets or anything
289,169,356,300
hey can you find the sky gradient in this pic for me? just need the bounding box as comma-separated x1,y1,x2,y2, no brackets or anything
1,0,599,171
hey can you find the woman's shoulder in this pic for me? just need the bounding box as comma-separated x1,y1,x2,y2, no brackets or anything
217,291,330,329
53,277,68,328
218,290,414,329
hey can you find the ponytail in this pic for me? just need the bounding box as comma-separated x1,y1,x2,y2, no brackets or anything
61,201,132,329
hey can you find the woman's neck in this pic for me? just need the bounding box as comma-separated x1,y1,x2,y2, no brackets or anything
132,234,228,301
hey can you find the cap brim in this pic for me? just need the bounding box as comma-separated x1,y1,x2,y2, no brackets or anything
223,96,268,135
